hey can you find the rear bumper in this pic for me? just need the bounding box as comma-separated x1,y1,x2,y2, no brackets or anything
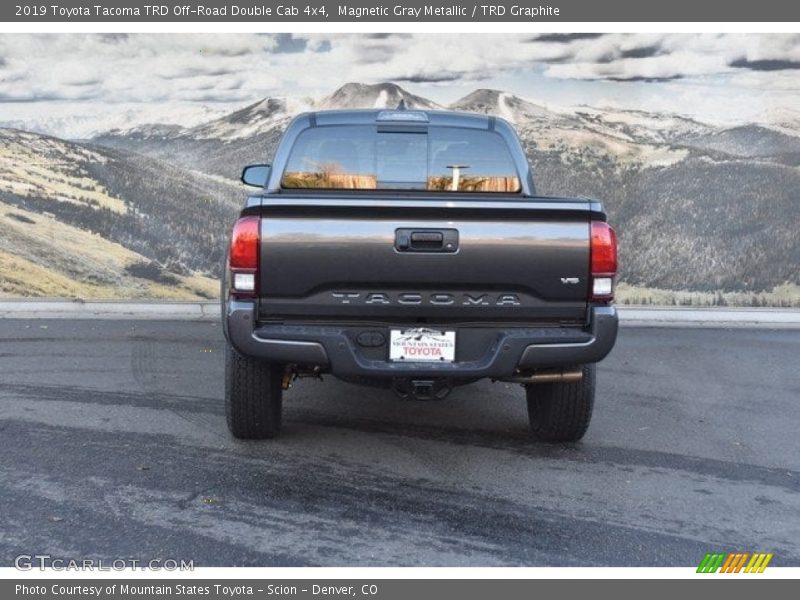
224,301,618,380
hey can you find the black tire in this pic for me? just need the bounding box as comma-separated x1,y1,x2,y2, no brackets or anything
525,364,596,442
225,343,283,439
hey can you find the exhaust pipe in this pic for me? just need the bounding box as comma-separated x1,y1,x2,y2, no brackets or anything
501,368,583,385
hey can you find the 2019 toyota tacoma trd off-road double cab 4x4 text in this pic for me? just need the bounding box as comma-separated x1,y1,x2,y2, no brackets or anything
222,107,618,442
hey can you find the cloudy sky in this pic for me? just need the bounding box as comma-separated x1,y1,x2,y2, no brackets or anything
1,33,798,137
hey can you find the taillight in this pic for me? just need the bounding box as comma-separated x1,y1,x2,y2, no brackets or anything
229,216,260,298
590,221,617,302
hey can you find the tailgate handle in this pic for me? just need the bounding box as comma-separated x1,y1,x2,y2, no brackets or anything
411,232,443,245
395,228,458,253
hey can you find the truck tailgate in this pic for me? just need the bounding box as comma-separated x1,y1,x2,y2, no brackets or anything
257,197,597,323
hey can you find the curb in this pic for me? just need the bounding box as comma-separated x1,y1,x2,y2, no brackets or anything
616,307,800,328
0,300,799,328
0,300,218,321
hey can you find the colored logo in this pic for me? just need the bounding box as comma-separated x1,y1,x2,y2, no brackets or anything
697,552,773,573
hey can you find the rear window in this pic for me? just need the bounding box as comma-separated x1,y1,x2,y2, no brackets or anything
280,125,521,193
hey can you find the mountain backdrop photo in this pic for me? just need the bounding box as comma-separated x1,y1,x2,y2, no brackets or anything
1,33,798,305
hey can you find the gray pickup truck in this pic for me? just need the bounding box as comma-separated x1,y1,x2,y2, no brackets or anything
222,107,618,442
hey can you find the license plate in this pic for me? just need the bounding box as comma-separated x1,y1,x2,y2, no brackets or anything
389,328,456,362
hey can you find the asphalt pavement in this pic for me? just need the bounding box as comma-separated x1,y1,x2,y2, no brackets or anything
1,320,798,567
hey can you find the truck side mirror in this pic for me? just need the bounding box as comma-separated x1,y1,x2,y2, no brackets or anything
241,164,271,187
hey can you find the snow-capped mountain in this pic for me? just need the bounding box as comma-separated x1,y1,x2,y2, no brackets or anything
92,83,718,171
448,88,711,164
87,82,800,164
450,89,559,124
185,96,313,141
316,82,442,111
